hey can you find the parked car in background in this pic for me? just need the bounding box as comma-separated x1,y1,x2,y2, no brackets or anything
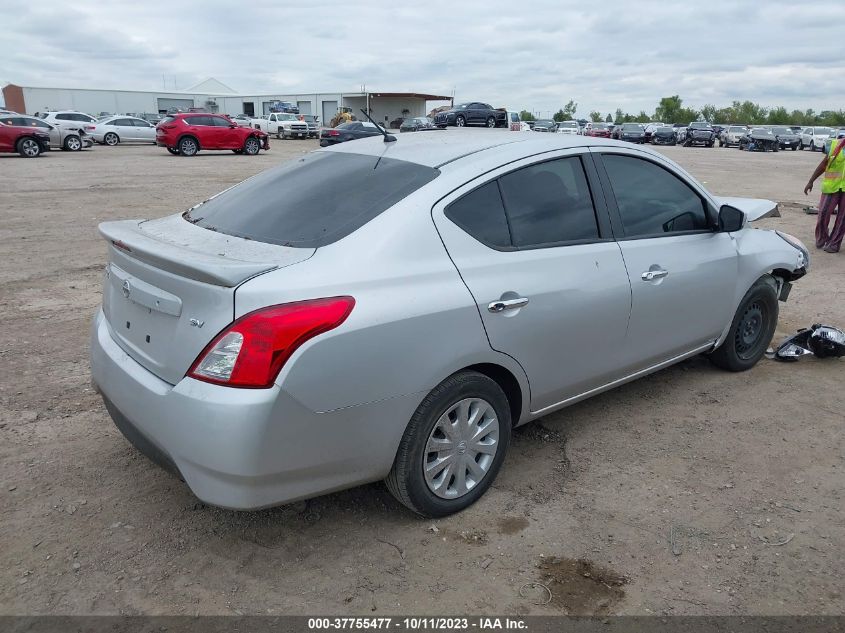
389,117,405,129
319,121,384,146
506,111,530,131
718,125,748,148
739,128,779,152
155,113,269,156
643,122,665,143
0,122,50,156
41,110,98,133
673,123,688,144
615,123,646,143
0,113,93,151
299,114,320,138
649,126,676,145
583,122,611,138
684,122,716,147
555,120,580,135
823,129,845,155
251,112,309,139
90,116,157,145
800,126,834,151
433,103,507,128
532,119,557,133
229,114,253,128
769,126,800,151
90,132,809,517
400,117,436,132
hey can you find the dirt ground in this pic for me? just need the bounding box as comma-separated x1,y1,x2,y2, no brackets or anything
0,139,842,616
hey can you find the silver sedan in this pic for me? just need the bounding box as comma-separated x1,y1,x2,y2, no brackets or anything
90,131,808,517
90,115,157,145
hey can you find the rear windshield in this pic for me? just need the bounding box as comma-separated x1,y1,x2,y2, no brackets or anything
185,152,440,248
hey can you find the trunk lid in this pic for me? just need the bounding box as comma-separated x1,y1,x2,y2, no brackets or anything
99,214,315,385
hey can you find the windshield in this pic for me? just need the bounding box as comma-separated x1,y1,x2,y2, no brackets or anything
815,127,833,135
751,128,773,135
771,127,792,134
454,103,469,109
689,122,711,129
592,123,608,129
535,119,554,126
729,126,746,133
622,124,643,131
559,121,577,128
186,153,440,248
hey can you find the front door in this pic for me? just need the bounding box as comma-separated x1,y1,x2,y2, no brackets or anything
593,149,738,369
432,151,633,412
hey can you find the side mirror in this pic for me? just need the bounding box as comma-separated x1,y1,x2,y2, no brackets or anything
718,205,745,232
229,122,237,128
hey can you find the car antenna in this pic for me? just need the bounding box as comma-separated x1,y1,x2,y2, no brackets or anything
360,109,396,143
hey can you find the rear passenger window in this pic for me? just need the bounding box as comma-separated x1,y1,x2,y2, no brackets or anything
445,182,512,249
601,155,710,237
498,157,599,247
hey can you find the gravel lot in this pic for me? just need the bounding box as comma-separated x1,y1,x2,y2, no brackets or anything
1,139,842,616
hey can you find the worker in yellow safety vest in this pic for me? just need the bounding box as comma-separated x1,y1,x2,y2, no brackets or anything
804,132,845,253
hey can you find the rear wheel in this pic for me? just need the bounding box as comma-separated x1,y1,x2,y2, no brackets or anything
386,371,511,517
243,136,261,155
104,132,119,146
63,134,82,151
709,276,778,372
17,137,42,157
178,136,198,156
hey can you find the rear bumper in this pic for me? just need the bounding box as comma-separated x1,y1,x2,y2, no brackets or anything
90,310,414,509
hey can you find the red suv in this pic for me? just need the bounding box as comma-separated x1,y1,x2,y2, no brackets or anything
156,113,269,157
0,123,51,157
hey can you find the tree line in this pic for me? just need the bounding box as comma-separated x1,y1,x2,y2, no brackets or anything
520,96,845,127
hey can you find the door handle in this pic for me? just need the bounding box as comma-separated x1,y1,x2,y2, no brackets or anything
488,297,529,313
641,269,669,282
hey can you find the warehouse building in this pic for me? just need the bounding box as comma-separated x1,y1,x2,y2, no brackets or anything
2,78,451,127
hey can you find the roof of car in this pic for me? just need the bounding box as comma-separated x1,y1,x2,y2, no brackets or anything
322,129,648,168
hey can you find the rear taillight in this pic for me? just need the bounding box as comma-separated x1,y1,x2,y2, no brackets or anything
85,125,96,131
326,130,340,136
187,297,355,388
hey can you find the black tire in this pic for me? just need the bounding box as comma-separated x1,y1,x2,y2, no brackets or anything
455,115,466,128
791,146,797,151
17,137,42,157
232,149,243,154
386,371,512,518
63,134,82,151
709,276,779,372
104,132,119,146
166,147,180,155
243,136,261,155
798,141,804,150
707,141,714,147
486,117,496,128
178,136,198,156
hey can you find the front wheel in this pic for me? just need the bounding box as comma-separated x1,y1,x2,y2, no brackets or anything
486,117,496,128
455,116,466,127
243,136,261,155
64,134,82,151
386,371,511,518
709,276,778,372
17,137,42,157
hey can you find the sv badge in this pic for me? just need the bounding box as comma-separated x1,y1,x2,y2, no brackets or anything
189,318,205,328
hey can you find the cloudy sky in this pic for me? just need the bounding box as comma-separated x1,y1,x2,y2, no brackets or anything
2,0,843,117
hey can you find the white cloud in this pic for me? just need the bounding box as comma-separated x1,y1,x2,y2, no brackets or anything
2,0,843,117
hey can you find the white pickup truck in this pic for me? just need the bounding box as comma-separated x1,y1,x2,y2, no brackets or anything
250,112,310,139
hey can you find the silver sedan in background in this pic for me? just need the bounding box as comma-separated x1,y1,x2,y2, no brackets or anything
90,115,157,145
91,132,808,517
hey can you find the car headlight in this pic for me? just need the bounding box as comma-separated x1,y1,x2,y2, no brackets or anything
776,231,810,271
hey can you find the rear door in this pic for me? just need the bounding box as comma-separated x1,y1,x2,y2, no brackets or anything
113,118,137,141
592,148,738,369
432,150,633,412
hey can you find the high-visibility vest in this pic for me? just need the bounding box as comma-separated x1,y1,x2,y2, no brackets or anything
822,138,845,194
